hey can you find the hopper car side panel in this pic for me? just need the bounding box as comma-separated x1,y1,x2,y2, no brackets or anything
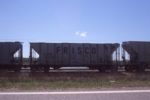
70,43,83,66
62,43,70,66
55,43,62,66
122,41,150,72
0,42,23,71
47,43,55,65
30,43,119,72
83,44,91,65
90,44,98,66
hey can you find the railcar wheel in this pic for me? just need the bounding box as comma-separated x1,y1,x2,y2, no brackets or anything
53,66,61,70
98,67,105,73
31,66,36,73
14,66,21,72
111,66,118,73
44,66,50,73
125,66,133,72
137,65,145,73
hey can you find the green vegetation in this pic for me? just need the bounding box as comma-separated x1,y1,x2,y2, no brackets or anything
0,72,150,91
23,58,29,65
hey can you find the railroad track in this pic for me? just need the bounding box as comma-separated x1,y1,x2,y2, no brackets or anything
0,67,149,73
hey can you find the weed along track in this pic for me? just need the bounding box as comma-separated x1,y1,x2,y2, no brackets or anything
0,72,150,91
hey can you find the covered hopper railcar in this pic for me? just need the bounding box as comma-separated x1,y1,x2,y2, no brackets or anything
30,43,120,72
122,41,150,72
0,42,23,72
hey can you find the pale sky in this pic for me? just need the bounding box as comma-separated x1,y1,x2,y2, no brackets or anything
0,0,150,57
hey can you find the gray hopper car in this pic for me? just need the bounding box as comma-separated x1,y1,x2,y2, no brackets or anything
122,41,150,72
30,43,119,72
0,42,23,72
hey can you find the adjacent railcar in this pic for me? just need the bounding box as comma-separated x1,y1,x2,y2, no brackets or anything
0,42,23,72
122,41,150,72
30,43,119,72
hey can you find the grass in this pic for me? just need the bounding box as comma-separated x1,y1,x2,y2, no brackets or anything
0,72,150,91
